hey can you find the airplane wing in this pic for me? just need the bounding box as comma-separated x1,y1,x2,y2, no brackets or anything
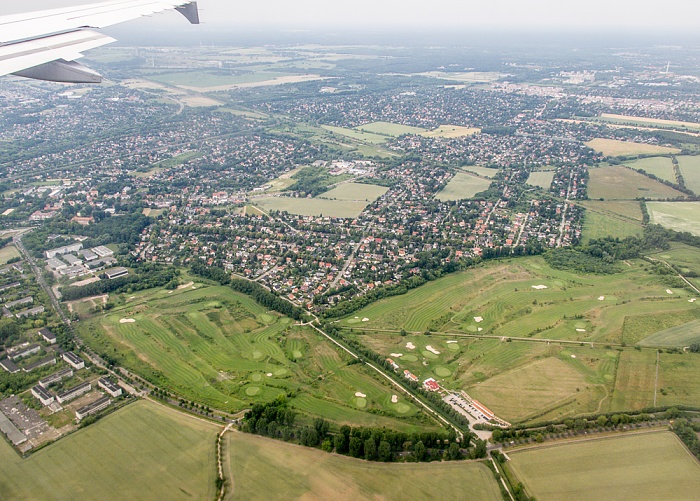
0,0,199,84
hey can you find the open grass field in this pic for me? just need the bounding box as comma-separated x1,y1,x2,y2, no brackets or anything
508,432,700,501
322,125,389,144
648,202,700,236
319,183,389,201
0,401,218,500
0,245,20,265
254,196,371,218
226,431,502,501
639,320,700,347
258,168,300,193
585,138,681,157
436,172,492,201
421,125,481,138
649,243,700,290
147,70,287,88
340,256,700,420
416,71,503,83
79,285,433,432
579,201,643,242
677,155,700,194
355,121,428,137
657,352,700,407
526,171,555,189
588,165,686,200
625,156,677,183
460,166,499,178
610,349,656,410
597,114,700,131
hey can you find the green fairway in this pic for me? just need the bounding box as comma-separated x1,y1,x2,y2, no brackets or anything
436,172,492,201
0,401,218,501
648,202,700,236
677,156,700,195
625,156,677,183
508,432,700,501
79,285,432,431
355,121,428,137
526,171,555,189
588,165,686,200
319,183,389,201
227,431,502,500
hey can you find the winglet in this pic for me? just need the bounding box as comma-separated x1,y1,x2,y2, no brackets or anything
176,2,199,25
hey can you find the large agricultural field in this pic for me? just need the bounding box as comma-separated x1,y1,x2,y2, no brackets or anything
624,156,677,183
585,138,681,157
339,256,700,422
526,171,555,189
421,125,480,138
354,121,428,137
677,155,700,194
0,401,218,500
436,172,492,201
226,431,502,500
319,182,389,201
648,202,700,236
508,432,700,501
587,165,686,200
579,201,643,241
79,284,435,432
321,125,389,144
254,195,373,218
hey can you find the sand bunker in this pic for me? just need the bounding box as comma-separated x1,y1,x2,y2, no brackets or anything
474,316,483,323
666,289,674,294
266,373,273,377
576,329,586,332
532,285,548,290
391,395,398,403
478,328,483,332
390,353,403,357
446,340,458,344
690,298,697,303
598,296,605,301
406,342,416,350
362,318,369,322
571,355,577,359
355,392,367,398
426,346,441,355
120,318,136,324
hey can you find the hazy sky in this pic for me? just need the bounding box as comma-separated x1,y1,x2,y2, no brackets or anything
12,0,700,30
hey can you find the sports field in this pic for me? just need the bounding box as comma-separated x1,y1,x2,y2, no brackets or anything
677,155,700,194
319,183,389,201
340,256,700,420
579,201,643,241
526,171,555,189
436,172,492,201
355,121,428,137
254,196,371,218
0,245,20,265
625,156,676,183
79,285,430,431
508,432,700,501
421,125,481,138
585,138,681,157
648,202,700,236
226,431,502,500
588,165,686,200
0,401,218,500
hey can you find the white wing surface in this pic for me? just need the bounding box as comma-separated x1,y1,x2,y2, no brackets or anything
0,1,199,83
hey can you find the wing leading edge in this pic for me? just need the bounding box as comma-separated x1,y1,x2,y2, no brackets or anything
0,0,199,83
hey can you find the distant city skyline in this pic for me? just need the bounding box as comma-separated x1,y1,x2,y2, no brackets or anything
12,0,700,30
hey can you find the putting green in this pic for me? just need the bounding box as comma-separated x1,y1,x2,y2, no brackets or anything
355,398,367,408
245,386,261,396
292,350,303,358
422,351,439,360
347,318,361,324
553,280,565,287
447,343,460,351
396,403,411,414
435,367,452,377
466,325,478,332
273,368,288,376
252,350,263,359
400,354,418,362
251,373,262,382
575,322,587,329
260,314,274,323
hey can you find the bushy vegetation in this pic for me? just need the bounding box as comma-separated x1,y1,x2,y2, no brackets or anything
61,265,178,301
